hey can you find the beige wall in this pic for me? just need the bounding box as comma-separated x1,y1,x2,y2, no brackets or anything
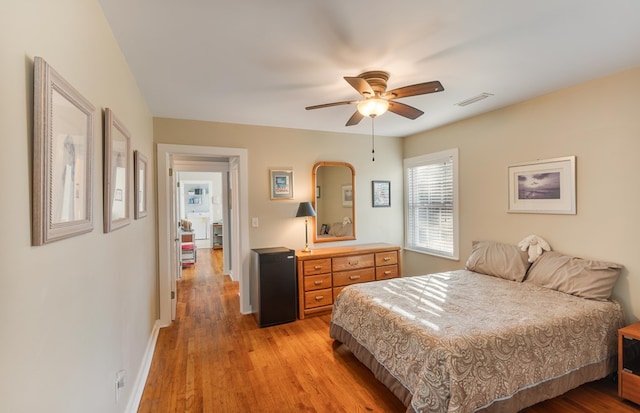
153,118,405,251
0,1,156,412
403,67,640,323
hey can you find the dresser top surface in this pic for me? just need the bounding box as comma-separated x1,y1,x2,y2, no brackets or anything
295,243,400,260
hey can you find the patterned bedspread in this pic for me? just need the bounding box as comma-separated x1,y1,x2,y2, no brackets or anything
330,270,624,413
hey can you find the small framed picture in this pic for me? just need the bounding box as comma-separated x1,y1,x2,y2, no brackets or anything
342,185,353,207
134,150,148,219
270,169,293,200
316,185,321,199
372,180,391,207
104,108,131,232
508,156,576,214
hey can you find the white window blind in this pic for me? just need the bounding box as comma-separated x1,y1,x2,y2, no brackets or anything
404,149,458,259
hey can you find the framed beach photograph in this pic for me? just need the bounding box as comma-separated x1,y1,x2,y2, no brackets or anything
508,156,576,214
342,185,353,207
104,108,131,232
270,169,294,200
32,56,95,245
372,180,391,207
134,150,148,219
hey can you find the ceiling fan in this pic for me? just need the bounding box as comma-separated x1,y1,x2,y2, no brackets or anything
305,70,444,126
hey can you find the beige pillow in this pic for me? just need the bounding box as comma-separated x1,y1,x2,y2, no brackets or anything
327,222,352,237
524,251,622,300
465,241,531,282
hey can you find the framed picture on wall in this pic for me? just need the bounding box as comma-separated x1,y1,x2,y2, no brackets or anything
104,108,131,232
32,56,96,245
134,150,148,219
270,169,294,200
342,185,353,207
507,156,576,214
372,180,391,207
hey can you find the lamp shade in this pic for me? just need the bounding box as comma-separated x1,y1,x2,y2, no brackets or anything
296,201,316,218
357,98,389,117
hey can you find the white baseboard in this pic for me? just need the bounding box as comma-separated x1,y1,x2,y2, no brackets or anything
125,319,162,413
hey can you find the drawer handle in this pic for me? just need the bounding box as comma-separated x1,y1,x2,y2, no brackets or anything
349,261,359,266
314,265,322,270
384,271,391,275
314,280,323,286
349,275,361,280
315,295,324,301
383,257,391,261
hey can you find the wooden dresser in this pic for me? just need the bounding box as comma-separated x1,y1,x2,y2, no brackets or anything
296,243,401,319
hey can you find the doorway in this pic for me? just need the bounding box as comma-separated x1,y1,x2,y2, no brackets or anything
157,144,251,327
175,168,230,274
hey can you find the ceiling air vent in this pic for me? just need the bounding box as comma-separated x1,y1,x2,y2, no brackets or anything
456,93,494,107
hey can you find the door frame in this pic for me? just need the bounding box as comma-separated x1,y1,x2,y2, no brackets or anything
157,144,251,327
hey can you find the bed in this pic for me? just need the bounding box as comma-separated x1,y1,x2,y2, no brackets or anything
329,242,625,413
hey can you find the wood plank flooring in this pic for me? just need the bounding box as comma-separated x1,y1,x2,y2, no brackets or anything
138,249,639,413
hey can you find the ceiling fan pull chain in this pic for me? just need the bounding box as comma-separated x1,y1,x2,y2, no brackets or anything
371,117,375,162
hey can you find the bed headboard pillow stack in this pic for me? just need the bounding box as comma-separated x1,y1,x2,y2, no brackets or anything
465,241,531,282
524,251,622,300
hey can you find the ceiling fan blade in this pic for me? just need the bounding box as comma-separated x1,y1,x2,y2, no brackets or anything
345,111,364,126
305,100,356,110
388,101,424,120
385,80,444,99
344,76,375,97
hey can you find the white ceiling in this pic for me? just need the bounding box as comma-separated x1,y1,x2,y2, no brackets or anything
98,0,640,138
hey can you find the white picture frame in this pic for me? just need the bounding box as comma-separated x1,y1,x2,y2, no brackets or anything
270,169,294,200
134,150,148,219
104,108,131,232
342,185,353,207
508,156,576,214
32,56,95,245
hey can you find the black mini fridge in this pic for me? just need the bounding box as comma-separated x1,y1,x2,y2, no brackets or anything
250,247,297,327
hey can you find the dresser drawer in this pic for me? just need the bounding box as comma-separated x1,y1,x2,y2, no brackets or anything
375,251,398,266
303,258,331,275
305,288,333,309
376,265,398,280
333,286,346,301
304,273,332,291
621,371,640,404
332,253,374,272
333,268,375,287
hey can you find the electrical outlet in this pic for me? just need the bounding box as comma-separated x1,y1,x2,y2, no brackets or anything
115,370,126,403
252,217,259,227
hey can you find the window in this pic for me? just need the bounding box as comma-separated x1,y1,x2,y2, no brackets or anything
404,148,459,260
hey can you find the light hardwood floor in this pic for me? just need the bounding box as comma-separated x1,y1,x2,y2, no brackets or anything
139,249,639,413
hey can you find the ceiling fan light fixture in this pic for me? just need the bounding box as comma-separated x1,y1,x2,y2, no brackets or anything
357,98,389,118
306,71,443,126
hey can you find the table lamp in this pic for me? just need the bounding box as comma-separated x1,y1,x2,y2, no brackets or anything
295,201,316,252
